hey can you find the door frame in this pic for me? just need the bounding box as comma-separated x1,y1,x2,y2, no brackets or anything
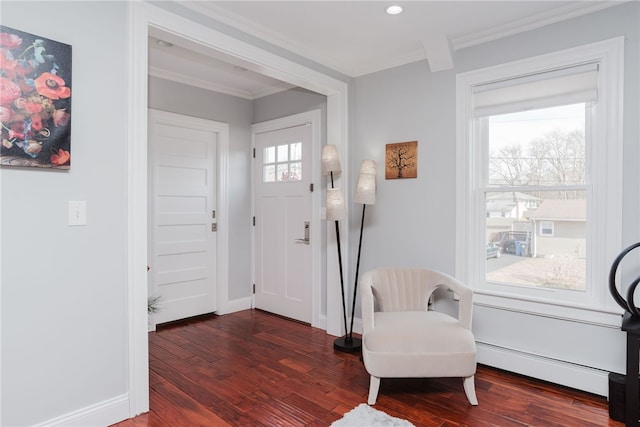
251,110,322,328
147,108,229,330
127,2,349,417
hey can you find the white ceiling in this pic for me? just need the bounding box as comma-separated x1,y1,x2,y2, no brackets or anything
149,34,295,100
148,1,623,99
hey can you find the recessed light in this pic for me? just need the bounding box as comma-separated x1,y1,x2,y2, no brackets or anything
386,5,403,15
156,39,173,48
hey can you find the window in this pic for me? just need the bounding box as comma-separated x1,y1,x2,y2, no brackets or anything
484,103,587,291
539,221,555,237
456,38,624,320
263,141,302,182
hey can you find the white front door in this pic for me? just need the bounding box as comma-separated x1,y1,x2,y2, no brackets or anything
253,121,314,323
148,109,220,324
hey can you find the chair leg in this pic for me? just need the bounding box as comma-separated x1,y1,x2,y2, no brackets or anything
463,375,478,405
368,375,381,405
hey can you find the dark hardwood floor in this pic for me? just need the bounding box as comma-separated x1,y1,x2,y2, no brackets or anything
113,309,621,426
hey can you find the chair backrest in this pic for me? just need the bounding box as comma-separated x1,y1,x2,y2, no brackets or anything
367,268,444,312
362,267,474,332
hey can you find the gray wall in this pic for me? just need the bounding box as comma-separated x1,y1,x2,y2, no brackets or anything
1,1,637,424
351,2,639,392
253,87,327,124
1,2,129,425
148,76,253,301
352,61,456,273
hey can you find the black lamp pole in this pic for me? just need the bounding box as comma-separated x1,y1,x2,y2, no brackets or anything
330,171,360,353
348,203,367,342
334,203,365,352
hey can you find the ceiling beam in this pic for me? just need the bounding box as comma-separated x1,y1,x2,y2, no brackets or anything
422,35,454,73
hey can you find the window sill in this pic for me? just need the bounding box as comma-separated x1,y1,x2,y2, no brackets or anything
473,290,624,328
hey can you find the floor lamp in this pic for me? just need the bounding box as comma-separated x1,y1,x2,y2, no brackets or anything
322,145,353,352
347,160,376,349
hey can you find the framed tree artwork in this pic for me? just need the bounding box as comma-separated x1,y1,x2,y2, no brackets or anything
0,25,72,169
385,141,417,179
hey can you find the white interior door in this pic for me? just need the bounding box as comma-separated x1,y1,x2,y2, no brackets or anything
148,109,219,324
254,123,313,323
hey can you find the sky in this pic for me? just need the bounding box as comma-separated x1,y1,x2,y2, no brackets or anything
488,103,586,151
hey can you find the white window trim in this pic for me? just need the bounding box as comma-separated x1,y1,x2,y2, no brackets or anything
456,37,625,327
539,221,555,237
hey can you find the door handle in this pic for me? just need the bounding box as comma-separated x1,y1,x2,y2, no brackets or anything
295,221,310,245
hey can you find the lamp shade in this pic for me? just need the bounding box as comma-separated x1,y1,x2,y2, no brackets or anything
354,160,376,205
326,188,346,221
359,159,376,176
322,144,341,175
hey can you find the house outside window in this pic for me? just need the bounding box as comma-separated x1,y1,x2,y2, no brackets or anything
539,221,555,237
483,105,587,291
456,38,624,320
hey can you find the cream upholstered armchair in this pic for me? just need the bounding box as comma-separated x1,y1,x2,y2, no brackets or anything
360,267,478,406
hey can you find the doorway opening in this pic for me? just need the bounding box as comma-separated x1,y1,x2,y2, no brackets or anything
128,1,349,417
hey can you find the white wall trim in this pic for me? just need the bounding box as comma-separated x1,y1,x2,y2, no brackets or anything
127,1,349,421
451,2,622,51
148,65,292,100
477,342,610,396
251,110,323,329
474,293,623,328
34,394,129,427
455,37,625,318
127,3,150,417
225,296,253,314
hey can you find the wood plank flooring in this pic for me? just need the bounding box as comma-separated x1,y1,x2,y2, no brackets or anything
113,309,622,426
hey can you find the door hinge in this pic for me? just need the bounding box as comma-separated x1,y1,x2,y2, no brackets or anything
309,183,314,192
212,210,216,219
252,284,256,294
253,147,256,158
253,216,256,226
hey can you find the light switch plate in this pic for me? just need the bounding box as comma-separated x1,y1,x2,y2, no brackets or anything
68,201,87,226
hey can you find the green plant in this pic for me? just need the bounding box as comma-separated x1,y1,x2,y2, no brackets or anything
147,295,161,314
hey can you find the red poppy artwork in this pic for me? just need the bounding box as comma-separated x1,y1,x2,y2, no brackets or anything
0,25,71,169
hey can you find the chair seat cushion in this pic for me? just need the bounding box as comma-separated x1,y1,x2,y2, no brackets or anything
363,311,476,378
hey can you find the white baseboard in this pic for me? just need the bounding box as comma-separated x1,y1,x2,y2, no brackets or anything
326,316,362,337
147,296,252,330
148,316,156,332
34,393,130,427
220,296,252,315
476,341,609,397
314,314,327,331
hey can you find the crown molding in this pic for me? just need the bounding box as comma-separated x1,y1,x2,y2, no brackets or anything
149,66,292,100
178,0,625,77
348,49,427,77
451,1,625,51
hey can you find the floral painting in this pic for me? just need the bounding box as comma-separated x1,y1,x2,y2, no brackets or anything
0,25,71,169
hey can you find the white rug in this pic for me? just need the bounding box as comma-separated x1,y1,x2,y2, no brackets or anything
331,403,415,427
